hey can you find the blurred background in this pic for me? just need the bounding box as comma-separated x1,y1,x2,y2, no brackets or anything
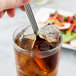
0,0,76,76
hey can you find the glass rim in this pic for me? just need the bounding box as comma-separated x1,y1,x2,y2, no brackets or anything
13,25,63,54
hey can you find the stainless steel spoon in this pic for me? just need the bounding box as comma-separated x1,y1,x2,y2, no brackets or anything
24,3,38,35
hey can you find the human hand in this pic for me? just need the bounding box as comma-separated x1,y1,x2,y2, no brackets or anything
0,0,31,18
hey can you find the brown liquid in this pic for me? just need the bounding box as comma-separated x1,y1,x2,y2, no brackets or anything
14,35,61,76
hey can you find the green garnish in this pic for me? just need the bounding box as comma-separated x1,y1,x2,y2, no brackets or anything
47,20,55,23
63,16,67,21
63,33,76,42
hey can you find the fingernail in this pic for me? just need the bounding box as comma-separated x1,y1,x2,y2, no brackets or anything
23,0,27,3
23,0,30,4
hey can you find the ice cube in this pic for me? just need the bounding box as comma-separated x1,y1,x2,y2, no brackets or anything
39,24,60,47
19,34,36,51
46,32,59,43
40,24,59,34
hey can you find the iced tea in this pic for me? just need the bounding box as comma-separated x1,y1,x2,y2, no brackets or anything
13,25,62,76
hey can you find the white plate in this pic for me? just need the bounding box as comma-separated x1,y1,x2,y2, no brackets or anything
36,8,76,51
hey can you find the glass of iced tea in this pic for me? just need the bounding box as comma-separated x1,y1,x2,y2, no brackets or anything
13,24,63,76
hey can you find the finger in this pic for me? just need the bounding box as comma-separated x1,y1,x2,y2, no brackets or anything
0,0,31,12
7,8,16,17
15,0,31,7
0,11,5,18
19,6,25,11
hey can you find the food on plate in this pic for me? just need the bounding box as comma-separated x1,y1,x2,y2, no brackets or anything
40,11,76,48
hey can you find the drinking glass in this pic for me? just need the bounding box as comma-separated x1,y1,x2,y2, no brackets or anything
13,25,63,76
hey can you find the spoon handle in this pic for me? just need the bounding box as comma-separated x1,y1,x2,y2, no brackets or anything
24,3,38,34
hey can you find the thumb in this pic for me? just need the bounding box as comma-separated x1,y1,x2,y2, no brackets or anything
0,0,31,12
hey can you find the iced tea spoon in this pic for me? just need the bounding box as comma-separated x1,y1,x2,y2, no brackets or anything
24,3,39,35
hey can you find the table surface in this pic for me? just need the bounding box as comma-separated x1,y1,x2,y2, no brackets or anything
0,0,76,76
